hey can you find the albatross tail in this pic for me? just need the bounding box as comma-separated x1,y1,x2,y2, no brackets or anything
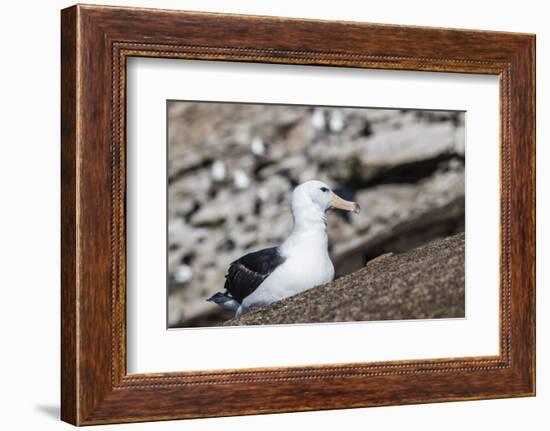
207,291,240,312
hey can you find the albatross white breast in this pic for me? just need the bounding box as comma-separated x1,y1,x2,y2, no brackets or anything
207,180,360,317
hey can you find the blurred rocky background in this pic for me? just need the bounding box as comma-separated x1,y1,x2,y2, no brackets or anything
167,101,465,328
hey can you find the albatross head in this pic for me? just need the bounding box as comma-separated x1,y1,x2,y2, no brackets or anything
291,180,360,220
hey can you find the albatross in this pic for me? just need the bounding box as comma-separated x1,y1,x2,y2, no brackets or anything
207,180,360,317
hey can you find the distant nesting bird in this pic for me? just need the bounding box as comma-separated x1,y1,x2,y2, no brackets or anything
329,110,345,133
233,169,250,190
311,108,326,131
251,136,266,156
211,160,227,182
207,180,360,316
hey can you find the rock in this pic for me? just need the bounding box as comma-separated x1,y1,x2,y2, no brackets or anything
454,126,466,156
190,205,226,227
225,233,465,326
331,168,464,275
319,122,461,185
361,122,456,165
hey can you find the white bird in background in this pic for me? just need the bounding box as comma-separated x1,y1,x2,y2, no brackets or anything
311,108,326,131
208,180,360,316
211,160,227,182
251,136,266,156
329,109,345,133
233,169,251,190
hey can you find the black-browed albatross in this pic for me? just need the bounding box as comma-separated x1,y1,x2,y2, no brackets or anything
208,180,360,317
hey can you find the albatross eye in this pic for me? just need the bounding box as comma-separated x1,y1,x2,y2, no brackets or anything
320,187,329,192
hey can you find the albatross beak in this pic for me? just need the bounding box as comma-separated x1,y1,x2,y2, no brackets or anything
331,192,360,214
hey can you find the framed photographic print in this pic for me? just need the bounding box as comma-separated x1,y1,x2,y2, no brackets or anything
61,4,535,425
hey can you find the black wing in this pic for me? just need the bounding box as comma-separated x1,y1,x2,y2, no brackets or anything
224,247,286,303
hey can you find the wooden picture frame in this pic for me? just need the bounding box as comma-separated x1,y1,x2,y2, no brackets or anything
61,4,535,425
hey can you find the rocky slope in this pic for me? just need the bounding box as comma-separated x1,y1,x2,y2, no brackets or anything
226,234,465,326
